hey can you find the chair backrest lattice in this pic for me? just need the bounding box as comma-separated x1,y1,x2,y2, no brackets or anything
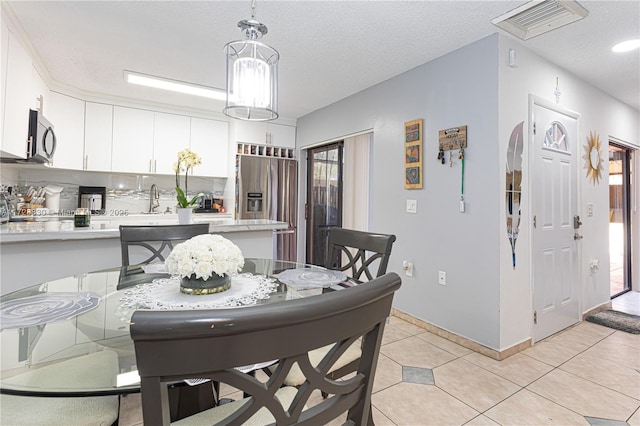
326,228,396,281
131,272,402,426
119,224,210,266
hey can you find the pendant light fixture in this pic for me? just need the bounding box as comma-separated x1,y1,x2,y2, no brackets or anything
224,0,279,121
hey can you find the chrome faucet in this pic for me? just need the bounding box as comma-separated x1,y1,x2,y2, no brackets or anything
149,184,160,213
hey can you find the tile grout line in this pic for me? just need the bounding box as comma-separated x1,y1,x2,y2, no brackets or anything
517,333,640,423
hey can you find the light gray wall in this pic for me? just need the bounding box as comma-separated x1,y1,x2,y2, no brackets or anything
297,35,502,349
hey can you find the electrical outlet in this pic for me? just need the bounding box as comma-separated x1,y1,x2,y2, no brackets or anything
406,199,417,214
438,271,446,285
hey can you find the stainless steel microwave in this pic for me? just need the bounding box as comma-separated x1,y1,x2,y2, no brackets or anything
27,109,56,163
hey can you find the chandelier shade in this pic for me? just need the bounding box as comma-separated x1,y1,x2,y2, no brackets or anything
224,9,279,121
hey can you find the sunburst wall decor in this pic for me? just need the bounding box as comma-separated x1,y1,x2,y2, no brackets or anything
583,131,604,185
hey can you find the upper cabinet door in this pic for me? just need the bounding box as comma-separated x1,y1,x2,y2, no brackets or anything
190,118,229,177
232,120,295,148
268,123,296,148
2,31,32,159
84,102,113,172
48,92,85,170
31,67,50,114
112,106,154,173
153,112,190,175
233,120,268,145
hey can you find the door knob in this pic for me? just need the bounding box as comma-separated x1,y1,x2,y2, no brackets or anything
574,233,583,240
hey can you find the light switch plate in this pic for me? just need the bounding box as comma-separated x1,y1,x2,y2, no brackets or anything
406,199,417,214
587,203,593,217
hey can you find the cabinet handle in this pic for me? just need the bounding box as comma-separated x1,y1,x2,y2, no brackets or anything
149,159,153,173
84,155,88,170
26,136,33,158
154,160,157,173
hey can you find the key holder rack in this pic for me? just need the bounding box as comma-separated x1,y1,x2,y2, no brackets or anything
436,125,468,213
438,125,467,152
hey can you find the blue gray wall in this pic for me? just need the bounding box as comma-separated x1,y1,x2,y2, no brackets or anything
296,35,502,349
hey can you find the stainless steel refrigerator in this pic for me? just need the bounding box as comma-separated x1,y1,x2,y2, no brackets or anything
236,155,298,261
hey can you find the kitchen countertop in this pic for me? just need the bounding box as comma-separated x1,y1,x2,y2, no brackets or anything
0,215,288,244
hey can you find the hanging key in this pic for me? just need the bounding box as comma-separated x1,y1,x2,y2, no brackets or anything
449,151,453,167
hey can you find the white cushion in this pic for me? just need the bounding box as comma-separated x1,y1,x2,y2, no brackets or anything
270,344,362,387
173,386,298,425
0,394,119,426
0,350,120,426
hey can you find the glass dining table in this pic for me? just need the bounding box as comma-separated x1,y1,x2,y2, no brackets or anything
0,258,348,398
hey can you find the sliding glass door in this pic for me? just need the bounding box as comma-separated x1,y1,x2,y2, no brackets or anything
305,142,343,266
609,143,633,297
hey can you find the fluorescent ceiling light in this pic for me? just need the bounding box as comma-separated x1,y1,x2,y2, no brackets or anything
612,39,640,53
124,71,226,101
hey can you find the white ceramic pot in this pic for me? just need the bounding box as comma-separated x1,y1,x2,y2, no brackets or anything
176,207,193,224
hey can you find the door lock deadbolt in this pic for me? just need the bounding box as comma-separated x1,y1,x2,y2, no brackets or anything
573,215,582,229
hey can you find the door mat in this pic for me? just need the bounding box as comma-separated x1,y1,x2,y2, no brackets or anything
585,310,640,334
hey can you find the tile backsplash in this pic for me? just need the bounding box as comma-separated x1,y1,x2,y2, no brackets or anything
0,164,230,215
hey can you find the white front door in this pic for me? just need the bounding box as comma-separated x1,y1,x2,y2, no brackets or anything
530,96,581,342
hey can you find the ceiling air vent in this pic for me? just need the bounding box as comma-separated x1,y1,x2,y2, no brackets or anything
491,0,589,40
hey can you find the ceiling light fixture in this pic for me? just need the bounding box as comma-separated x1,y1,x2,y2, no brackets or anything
223,0,279,121
612,39,640,53
124,70,226,101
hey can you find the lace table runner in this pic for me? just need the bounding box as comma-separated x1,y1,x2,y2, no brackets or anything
116,273,279,321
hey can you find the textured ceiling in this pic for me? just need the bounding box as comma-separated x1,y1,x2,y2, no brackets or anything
5,1,639,120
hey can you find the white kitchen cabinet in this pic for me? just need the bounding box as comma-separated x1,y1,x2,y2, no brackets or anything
1,30,32,159
234,120,269,145
84,102,113,172
30,277,79,362
190,117,229,177
153,112,190,175
31,66,50,113
112,106,154,173
48,92,85,170
103,270,131,339
268,123,296,148
75,272,109,344
232,120,295,148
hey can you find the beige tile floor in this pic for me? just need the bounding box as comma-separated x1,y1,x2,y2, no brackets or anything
119,292,640,426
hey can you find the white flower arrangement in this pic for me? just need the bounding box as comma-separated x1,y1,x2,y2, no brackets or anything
165,234,245,281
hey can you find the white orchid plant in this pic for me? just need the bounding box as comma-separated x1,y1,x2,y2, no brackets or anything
174,148,204,208
165,234,245,280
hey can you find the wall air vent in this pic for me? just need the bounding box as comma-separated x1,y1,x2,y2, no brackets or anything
491,0,589,40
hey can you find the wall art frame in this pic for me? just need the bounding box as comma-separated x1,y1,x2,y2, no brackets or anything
404,119,423,189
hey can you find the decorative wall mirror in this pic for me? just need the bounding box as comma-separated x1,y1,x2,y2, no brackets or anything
583,131,603,185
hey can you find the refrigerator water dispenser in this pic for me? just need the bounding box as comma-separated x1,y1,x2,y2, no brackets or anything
246,192,263,213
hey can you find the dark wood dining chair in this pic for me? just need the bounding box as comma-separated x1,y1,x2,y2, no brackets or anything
325,227,397,282
119,223,210,266
315,227,397,399
130,272,402,425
